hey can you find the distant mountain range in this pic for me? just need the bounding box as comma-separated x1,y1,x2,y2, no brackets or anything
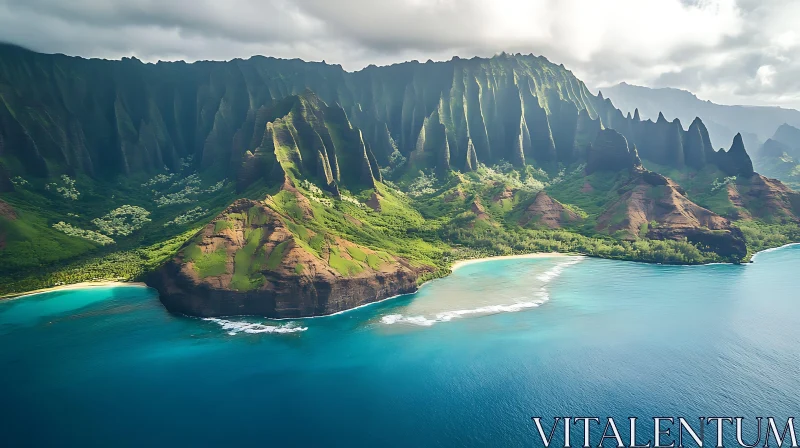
756,123,800,189
601,82,800,152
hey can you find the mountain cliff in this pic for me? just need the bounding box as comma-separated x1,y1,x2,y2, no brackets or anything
601,82,800,150
148,196,422,318
2,46,799,313
0,44,759,186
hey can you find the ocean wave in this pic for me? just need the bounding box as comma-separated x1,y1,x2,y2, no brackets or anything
381,289,550,327
382,257,581,327
203,318,307,335
750,243,800,262
536,257,583,282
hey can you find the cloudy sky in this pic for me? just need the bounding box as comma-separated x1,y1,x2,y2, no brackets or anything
1,0,798,109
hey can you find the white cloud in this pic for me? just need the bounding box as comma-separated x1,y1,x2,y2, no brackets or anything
0,0,797,108
755,65,776,86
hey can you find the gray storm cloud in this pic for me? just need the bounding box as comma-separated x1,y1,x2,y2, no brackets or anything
0,0,798,108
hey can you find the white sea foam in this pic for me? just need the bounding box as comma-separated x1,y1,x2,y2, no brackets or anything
380,294,549,326
381,258,580,327
536,257,583,282
203,318,307,335
750,243,800,262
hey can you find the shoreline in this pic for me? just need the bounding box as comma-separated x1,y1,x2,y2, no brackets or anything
450,252,576,271
0,281,149,301
201,252,577,322
3,243,798,305
749,242,800,262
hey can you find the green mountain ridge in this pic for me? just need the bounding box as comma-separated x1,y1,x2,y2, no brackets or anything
2,46,799,303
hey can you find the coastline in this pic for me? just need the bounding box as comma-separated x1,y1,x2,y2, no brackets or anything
0,281,148,301
3,243,797,306
749,242,800,262
202,252,578,321
450,252,575,271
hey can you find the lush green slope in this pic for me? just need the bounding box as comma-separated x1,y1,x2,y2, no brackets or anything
1,46,799,296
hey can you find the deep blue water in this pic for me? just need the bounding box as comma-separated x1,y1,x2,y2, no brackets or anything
1,246,799,447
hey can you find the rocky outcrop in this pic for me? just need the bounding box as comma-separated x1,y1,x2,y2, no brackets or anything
586,129,642,174
730,174,800,221
444,188,466,202
470,198,490,221
597,170,747,260
683,118,711,169
713,133,755,177
0,199,15,220
520,191,580,229
236,92,380,193
366,192,382,211
592,95,759,176
147,198,424,318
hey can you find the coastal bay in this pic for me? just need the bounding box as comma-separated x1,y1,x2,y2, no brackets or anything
1,245,798,446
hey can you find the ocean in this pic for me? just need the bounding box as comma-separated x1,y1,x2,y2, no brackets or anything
1,246,799,447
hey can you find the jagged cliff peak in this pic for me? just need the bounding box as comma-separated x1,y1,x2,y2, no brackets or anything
724,133,755,177
586,129,642,174
236,89,381,194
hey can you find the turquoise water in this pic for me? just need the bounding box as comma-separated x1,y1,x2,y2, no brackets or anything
1,247,799,446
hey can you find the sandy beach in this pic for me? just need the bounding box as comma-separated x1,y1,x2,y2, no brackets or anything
450,252,577,271
1,281,149,301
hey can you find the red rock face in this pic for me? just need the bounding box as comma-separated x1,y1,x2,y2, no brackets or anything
0,199,15,221
520,192,579,229
732,175,800,221
596,170,747,259
366,192,382,212
148,198,425,318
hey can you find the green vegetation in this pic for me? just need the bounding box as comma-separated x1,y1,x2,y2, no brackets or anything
52,221,115,246
92,205,151,236
165,207,209,227
214,220,234,233
46,175,80,200
328,246,364,276
365,254,382,270
346,246,367,262
0,228,200,296
735,220,800,260
3,48,800,299
229,227,267,291
265,240,290,270
186,245,228,278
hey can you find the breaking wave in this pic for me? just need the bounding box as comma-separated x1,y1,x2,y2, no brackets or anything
203,318,308,335
382,257,582,327
750,243,800,262
536,257,583,282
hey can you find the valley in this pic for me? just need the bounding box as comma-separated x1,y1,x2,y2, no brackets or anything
1,46,799,316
